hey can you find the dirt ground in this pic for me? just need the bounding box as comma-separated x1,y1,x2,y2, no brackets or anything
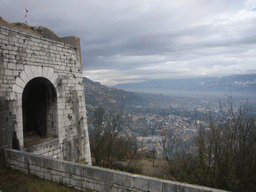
118,158,168,178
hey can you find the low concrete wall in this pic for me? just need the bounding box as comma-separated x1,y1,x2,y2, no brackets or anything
2,149,226,192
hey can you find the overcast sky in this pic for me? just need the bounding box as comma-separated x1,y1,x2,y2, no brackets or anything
1,0,256,86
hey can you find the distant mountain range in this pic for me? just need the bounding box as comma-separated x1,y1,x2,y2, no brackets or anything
114,74,256,93
83,77,132,108
83,77,179,109
83,74,256,109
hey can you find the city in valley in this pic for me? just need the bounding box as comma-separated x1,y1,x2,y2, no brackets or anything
83,74,256,156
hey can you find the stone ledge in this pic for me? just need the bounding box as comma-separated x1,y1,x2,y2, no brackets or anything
3,149,227,192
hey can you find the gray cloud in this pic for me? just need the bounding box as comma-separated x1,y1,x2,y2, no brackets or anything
1,0,256,85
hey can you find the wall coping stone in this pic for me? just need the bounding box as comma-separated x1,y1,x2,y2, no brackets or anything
2,149,227,192
0,25,78,49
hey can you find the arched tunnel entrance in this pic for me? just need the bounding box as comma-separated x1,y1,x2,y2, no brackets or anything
22,77,58,146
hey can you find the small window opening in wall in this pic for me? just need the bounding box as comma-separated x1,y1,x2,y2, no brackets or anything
22,77,58,147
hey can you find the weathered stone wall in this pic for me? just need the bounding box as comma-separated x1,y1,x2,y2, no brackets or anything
3,149,226,192
24,138,63,159
0,98,15,149
0,24,91,165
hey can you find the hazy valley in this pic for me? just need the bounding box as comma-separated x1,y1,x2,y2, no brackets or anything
83,73,256,142
83,74,256,191
114,74,256,101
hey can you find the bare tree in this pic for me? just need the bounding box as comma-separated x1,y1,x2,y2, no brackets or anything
89,106,106,166
89,106,136,169
160,129,192,181
200,97,256,191
150,148,157,167
160,97,256,191
125,136,143,173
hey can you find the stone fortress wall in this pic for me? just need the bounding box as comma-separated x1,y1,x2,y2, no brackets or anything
0,19,91,164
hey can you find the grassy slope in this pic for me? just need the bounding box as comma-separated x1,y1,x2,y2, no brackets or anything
0,165,90,192
117,158,168,178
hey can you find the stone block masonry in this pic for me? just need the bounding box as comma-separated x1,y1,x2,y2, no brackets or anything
0,22,91,165
3,149,227,192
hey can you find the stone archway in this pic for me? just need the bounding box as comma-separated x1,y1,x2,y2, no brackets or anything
22,77,58,146
10,65,59,149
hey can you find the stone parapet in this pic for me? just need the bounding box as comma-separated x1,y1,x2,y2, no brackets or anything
3,149,227,192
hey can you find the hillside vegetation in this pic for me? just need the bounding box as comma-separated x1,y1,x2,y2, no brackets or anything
83,76,256,191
